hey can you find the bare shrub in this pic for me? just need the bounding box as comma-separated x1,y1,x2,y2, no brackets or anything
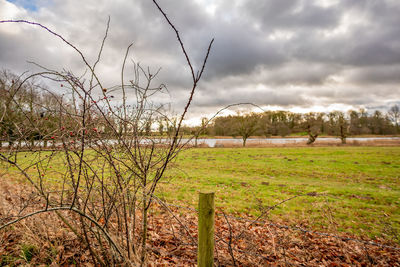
0,1,213,265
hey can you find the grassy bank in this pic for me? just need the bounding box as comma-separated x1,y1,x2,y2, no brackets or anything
159,147,400,241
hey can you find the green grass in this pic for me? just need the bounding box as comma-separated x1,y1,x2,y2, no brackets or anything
158,147,400,241
20,244,38,263
2,146,399,242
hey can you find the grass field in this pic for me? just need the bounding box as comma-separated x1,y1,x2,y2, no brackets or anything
158,147,400,242
1,146,399,242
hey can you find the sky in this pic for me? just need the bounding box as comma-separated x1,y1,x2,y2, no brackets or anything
1,0,399,125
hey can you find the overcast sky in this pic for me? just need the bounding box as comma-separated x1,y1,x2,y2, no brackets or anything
1,0,399,124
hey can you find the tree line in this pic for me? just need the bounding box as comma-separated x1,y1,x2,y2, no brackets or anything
2,69,399,148
0,69,125,147
1,68,195,147
190,107,399,146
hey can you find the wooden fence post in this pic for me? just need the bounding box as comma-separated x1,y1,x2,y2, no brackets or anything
198,192,215,267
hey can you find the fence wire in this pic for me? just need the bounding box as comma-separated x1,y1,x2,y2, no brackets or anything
148,196,400,266
8,174,400,252
158,200,400,251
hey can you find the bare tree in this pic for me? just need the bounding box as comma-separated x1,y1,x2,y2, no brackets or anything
191,117,208,147
260,111,291,137
388,105,400,133
213,115,234,136
327,111,349,144
232,112,259,147
302,112,324,145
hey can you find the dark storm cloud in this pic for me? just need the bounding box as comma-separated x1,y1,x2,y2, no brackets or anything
1,0,400,121
345,65,400,85
243,0,341,30
203,24,287,78
193,86,309,108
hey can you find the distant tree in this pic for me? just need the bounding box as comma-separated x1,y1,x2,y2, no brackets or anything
277,122,291,137
358,109,371,134
0,69,68,149
370,110,385,134
388,105,400,133
273,111,291,136
348,110,361,135
287,112,301,133
0,69,42,147
192,117,208,147
302,112,324,145
259,112,273,137
213,116,234,136
166,116,177,136
0,70,19,147
259,111,292,137
232,112,259,146
327,111,349,144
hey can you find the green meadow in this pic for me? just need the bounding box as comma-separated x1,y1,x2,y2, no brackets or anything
159,147,400,242
2,146,399,242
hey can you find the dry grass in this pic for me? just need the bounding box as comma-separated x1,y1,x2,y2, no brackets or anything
0,178,93,266
212,138,400,148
